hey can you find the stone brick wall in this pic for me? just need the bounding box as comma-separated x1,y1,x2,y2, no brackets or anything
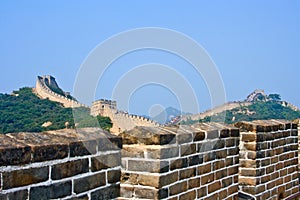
35,75,86,108
119,123,240,199
235,120,299,200
0,128,122,200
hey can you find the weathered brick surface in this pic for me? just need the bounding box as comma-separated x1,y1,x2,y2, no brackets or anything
91,184,120,200
74,172,106,194
51,159,89,180
29,181,72,200
236,120,299,200
0,128,122,200
120,123,239,199
2,167,49,189
0,189,28,200
91,152,121,171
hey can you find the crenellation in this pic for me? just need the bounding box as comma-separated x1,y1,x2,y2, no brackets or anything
35,76,87,108
1,119,299,199
235,120,299,199
119,123,240,199
0,128,122,200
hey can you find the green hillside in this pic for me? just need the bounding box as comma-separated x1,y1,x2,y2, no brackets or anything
182,101,300,125
0,87,112,134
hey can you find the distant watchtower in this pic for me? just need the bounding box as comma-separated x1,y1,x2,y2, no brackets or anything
90,99,117,117
40,75,60,90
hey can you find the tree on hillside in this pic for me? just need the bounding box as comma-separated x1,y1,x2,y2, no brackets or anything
268,94,281,101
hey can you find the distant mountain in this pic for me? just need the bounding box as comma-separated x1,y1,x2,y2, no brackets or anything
180,90,300,125
152,107,189,124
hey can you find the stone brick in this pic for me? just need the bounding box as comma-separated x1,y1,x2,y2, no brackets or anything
69,141,95,157
228,166,238,176
221,177,232,188
0,134,31,165
240,159,258,168
204,192,218,200
219,189,228,199
227,184,238,195
197,163,211,175
206,130,219,139
0,190,28,200
74,172,106,194
188,155,202,166
170,157,188,170
227,147,239,156
239,177,257,186
188,177,200,189
179,190,196,200
51,159,88,180
213,140,225,149
220,129,230,138
180,143,196,156
145,146,178,159
239,169,258,177
29,181,71,200
91,152,121,172
98,137,122,151
201,173,214,185
212,160,225,170
193,131,205,141
120,127,175,145
225,157,233,166
244,142,256,151
241,133,256,142
230,129,240,137
261,158,270,166
158,188,168,199
169,181,188,195
127,160,169,173
108,169,121,184
179,167,196,180
120,184,134,198
197,186,207,198
176,133,193,144
215,169,227,179
91,184,120,200
159,171,178,187
215,149,227,159
2,167,49,189
203,152,216,162
261,175,270,183
134,187,158,199
208,181,221,193
226,138,235,147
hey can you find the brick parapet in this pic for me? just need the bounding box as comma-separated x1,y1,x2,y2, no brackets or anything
35,76,87,108
0,128,122,200
120,123,240,199
235,119,299,200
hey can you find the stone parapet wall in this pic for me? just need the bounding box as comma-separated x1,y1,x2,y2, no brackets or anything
110,113,160,133
119,123,240,199
0,128,122,200
235,120,299,200
35,76,86,108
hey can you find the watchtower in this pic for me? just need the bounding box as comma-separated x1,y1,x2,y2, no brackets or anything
91,99,117,117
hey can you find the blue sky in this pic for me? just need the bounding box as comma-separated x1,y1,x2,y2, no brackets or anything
0,1,299,115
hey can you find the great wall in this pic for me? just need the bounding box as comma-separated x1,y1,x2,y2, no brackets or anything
1,75,299,199
1,120,299,199
90,99,159,133
35,75,86,108
34,75,158,133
